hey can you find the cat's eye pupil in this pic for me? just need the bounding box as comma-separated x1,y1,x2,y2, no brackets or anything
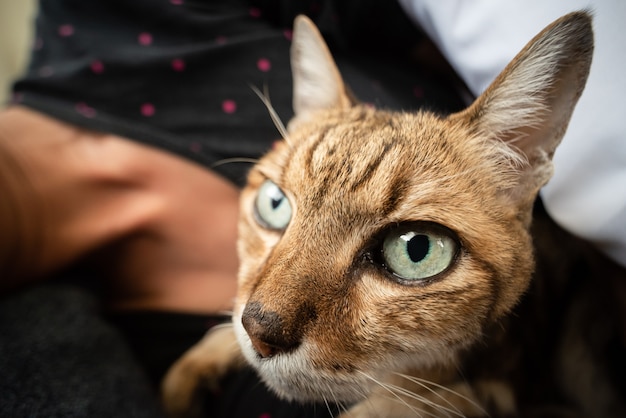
271,196,283,210
405,233,429,263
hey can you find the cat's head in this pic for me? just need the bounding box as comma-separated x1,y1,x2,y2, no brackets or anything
233,12,593,402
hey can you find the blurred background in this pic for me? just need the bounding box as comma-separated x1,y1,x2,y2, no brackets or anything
0,0,36,103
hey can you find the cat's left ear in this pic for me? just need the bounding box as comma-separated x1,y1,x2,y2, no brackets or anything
288,15,356,129
451,12,594,211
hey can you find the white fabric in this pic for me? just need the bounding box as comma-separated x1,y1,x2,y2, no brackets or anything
399,0,626,267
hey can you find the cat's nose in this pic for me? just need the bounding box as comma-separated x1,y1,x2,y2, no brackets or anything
241,301,313,358
247,331,283,358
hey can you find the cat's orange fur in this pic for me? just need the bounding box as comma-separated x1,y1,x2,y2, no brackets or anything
163,12,594,417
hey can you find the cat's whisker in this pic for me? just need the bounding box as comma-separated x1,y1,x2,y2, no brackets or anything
323,384,342,418
211,322,233,331
324,381,354,418
250,84,291,146
390,372,467,418
335,400,351,418
379,384,454,418
364,371,481,418
395,373,489,418
354,384,384,418
216,309,234,317
321,396,335,418
357,370,443,418
210,157,260,168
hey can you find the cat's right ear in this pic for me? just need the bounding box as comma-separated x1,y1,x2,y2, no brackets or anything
289,15,354,129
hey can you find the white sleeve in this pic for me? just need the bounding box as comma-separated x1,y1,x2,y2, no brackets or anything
399,0,626,267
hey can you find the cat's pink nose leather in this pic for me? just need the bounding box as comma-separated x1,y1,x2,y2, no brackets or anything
243,316,292,358
248,334,280,358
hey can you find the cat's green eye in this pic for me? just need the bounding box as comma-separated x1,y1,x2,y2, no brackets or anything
254,180,292,230
381,223,459,282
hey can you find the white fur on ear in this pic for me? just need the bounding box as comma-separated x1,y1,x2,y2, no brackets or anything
479,12,593,153
290,15,352,122
454,11,594,210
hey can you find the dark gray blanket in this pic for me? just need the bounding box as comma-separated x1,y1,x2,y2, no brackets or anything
0,284,164,418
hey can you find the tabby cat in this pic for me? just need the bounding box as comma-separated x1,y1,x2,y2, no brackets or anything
163,11,626,417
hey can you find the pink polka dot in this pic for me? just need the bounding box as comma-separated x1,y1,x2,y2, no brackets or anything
90,60,105,74
141,103,155,117
249,7,261,18
221,100,237,114
75,102,97,118
138,32,153,46
283,29,293,41
170,0,183,4
258,414,271,418
257,58,271,72
58,24,74,37
34,38,44,50
215,35,227,45
190,142,202,153
171,58,185,72
413,86,424,98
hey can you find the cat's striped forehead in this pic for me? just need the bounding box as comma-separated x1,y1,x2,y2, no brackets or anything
261,107,483,220
285,109,406,214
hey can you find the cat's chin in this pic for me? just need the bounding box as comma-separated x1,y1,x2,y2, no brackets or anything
244,357,370,404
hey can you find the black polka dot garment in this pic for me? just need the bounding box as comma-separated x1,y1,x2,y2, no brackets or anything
13,0,298,186
12,0,465,187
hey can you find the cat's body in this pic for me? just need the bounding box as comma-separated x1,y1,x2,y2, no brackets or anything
461,201,625,417
162,12,625,417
